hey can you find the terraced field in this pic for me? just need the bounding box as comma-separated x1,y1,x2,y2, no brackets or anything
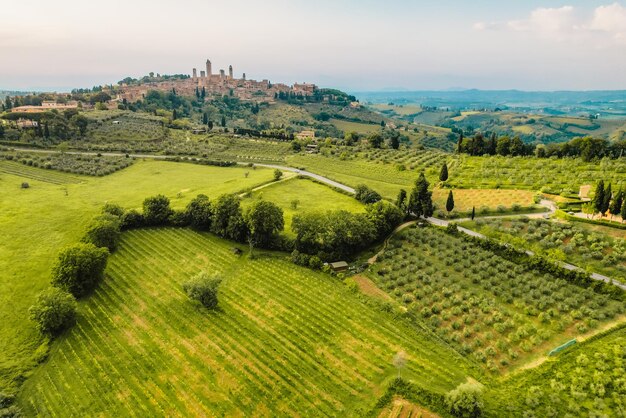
18,228,474,416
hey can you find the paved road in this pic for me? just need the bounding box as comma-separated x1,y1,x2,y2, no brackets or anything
10,148,356,194
8,147,625,290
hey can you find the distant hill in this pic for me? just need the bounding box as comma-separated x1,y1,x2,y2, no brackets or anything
0,90,36,100
353,89,626,118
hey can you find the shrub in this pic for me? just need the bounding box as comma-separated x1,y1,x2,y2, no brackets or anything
182,272,222,309
185,194,212,230
101,202,124,217
445,382,484,418
142,194,173,226
273,169,283,181
51,243,109,297
20,182,29,189
120,209,144,229
82,216,121,251
28,288,77,336
354,184,382,204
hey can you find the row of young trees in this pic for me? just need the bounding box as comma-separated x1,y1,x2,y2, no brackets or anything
457,132,626,161
584,180,626,221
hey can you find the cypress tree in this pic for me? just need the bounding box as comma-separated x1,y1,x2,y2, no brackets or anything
609,190,623,220
439,162,449,182
592,180,605,217
172,109,177,120
621,194,626,223
446,190,455,213
408,173,433,218
601,183,612,216
396,189,407,214
471,206,475,220
221,116,226,127
44,123,50,139
457,132,464,154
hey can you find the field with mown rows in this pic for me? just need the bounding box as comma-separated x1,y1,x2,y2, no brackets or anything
0,161,275,393
18,228,475,416
369,226,624,373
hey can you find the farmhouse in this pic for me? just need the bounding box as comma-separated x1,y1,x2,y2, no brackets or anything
296,130,315,140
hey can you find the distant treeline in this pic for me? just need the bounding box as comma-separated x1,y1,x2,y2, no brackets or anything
457,133,626,161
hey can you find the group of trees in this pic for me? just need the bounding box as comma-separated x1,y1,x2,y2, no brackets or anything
182,272,222,309
1,108,89,142
395,173,434,218
457,132,533,157
292,201,404,261
28,205,125,336
122,194,286,249
457,132,626,161
584,181,626,221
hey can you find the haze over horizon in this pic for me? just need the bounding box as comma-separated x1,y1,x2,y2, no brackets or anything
2,0,626,92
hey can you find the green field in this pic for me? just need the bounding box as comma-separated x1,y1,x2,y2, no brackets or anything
242,177,365,233
0,160,275,392
330,118,382,134
17,228,474,416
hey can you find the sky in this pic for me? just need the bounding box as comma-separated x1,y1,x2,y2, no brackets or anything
1,0,626,92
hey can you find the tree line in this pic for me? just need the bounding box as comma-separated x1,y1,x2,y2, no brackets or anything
457,133,626,161
584,181,626,221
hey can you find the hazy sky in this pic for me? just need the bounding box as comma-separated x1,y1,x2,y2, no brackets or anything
2,0,626,91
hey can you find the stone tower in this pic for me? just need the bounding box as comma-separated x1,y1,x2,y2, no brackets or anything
192,68,197,78
243,73,246,80
206,59,212,77
229,65,233,79
219,69,225,79
200,70,206,78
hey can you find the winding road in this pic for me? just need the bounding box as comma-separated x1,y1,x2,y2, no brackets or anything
7,147,625,290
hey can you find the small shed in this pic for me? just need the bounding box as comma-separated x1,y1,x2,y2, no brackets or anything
329,261,349,272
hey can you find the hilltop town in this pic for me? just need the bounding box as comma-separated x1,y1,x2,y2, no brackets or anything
113,58,317,103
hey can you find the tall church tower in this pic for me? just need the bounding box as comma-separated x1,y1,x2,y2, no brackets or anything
206,59,212,77
229,65,233,79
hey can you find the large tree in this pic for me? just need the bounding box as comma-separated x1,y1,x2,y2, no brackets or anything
211,194,248,242
185,194,212,230
81,215,121,251
592,180,605,217
408,173,433,218
143,195,173,226
182,272,221,309
51,243,109,297
244,200,284,247
609,190,623,220
601,183,612,216
29,288,77,336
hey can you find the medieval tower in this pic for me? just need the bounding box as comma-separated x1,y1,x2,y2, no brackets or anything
229,65,233,79
205,59,212,77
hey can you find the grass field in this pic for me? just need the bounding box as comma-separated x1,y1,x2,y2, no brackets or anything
17,228,475,416
330,118,382,134
432,188,536,214
242,177,365,233
0,160,275,393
